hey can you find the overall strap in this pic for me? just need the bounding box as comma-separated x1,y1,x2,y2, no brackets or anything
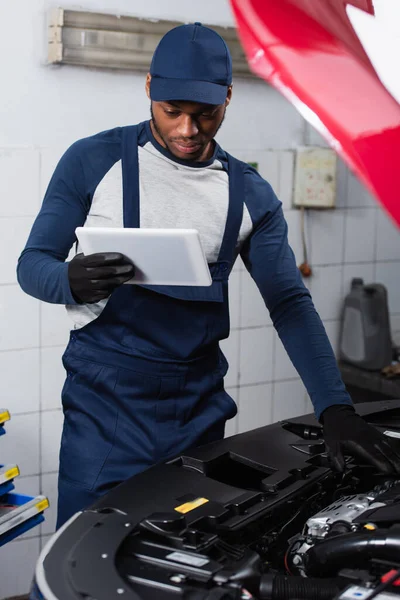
121,125,140,228
216,152,245,267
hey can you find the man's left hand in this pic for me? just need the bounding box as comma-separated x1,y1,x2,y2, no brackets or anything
321,404,400,474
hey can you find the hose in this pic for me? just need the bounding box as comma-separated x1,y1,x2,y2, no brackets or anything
305,529,400,577
259,574,342,600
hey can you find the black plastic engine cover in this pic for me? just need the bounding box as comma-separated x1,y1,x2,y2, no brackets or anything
35,400,400,600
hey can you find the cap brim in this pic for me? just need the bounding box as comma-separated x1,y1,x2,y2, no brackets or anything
150,77,228,105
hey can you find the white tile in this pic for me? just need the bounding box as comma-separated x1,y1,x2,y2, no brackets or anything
0,148,40,217
15,475,40,497
233,255,245,272
218,81,304,150
285,209,307,264
342,263,375,298
0,348,40,414
41,346,66,411
303,275,312,292
335,158,349,208
227,149,262,167
40,301,72,347
40,146,66,198
260,151,280,194
0,285,39,350
224,388,239,438
279,150,295,210
41,472,58,536
0,412,40,476
310,265,343,321
375,261,400,314
239,327,274,385
344,208,376,263
391,315,400,347
272,379,307,423
0,216,34,284
304,394,315,415
238,383,273,433
228,268,240,329
41,410,63,473
229,149,280,194
310,210,345,266
0,537,40,597
220,330,239,388
376,209,400,261
323,320,340,356
273,331,299,381
347,171,376,208
240,269,271,328
225,415,238,438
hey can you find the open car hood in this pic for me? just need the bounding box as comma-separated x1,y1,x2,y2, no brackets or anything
229,0,400,228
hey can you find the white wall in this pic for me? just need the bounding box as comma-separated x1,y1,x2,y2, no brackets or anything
374,0,400,26
0,0,399,596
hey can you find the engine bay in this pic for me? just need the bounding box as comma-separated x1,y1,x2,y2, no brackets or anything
33,400,400,600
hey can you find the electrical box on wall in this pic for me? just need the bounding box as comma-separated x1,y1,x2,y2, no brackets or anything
293,147,337,208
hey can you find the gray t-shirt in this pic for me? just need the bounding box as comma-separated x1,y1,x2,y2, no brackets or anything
68,139,253,328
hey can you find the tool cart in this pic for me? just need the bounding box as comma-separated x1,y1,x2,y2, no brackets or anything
0,410,49,547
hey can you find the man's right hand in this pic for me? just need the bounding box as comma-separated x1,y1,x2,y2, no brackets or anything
68,252,135,303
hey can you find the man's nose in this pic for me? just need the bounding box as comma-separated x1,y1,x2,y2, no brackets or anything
176,115,199,138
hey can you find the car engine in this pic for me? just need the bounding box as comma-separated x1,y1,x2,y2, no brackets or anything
32,400,400,600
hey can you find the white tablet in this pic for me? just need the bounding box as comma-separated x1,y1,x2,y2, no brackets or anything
75,227,212,287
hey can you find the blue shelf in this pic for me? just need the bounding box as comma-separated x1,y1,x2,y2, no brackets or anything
0,492,49,547
0,463,19,495
0,411,49,544
0,409,10,436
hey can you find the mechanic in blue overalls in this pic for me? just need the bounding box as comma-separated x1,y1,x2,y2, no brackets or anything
17,23,400,528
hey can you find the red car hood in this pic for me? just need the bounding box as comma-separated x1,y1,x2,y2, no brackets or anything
230,0,400,227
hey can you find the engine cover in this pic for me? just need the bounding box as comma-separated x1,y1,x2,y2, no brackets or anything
31,400,400,600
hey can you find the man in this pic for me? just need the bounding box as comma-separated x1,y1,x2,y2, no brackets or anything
17,23,400,528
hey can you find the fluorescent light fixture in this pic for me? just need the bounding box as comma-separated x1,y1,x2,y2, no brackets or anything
48,8,254,77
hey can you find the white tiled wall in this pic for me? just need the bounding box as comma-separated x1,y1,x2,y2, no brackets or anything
0,538,41,598
309,210,345,266
238,383,274,433
225,127,400,442
0,0,399,596
272,379,308,423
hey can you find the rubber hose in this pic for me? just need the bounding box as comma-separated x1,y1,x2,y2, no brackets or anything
305,529,400,577
259,574,341,600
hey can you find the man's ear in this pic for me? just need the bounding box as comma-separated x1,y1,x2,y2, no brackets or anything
225,85,233,107
145,73,152,99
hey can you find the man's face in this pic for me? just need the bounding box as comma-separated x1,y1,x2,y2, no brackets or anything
146,75,231,162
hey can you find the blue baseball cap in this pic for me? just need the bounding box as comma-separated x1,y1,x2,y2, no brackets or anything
150,22,232,105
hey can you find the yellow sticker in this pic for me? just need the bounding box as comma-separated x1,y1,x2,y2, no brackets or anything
5,467,19,480
0,411,10,424
35,498,50,512
174,497,209,514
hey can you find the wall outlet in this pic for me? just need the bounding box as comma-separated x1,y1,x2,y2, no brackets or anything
293,147,337,208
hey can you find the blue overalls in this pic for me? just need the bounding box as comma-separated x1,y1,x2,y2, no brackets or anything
57,126,244,528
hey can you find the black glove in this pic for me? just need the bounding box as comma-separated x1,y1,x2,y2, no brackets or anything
68,252,135,304
321,404,400,474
